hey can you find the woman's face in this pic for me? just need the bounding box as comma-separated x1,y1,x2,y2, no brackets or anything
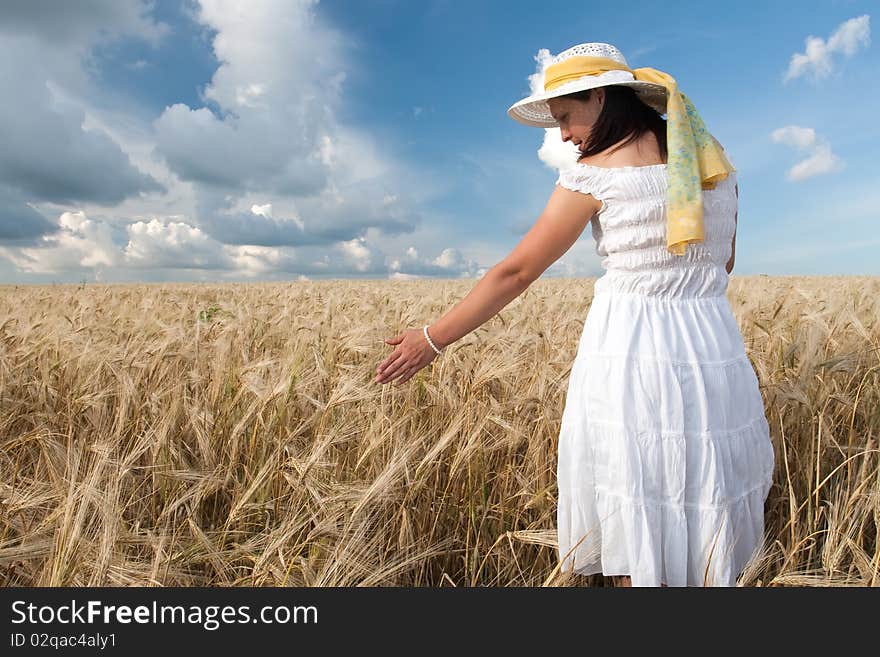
547,89,604,150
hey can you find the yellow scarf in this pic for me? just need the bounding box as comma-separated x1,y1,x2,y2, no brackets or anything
544,56,735,255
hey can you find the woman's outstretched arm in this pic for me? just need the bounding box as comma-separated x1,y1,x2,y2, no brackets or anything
425,263,531,350
427,185,600,349
375,185,598,385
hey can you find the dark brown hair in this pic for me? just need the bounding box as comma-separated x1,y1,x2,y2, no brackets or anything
567,86,667,162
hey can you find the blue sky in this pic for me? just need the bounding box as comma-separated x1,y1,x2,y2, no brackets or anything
0,0,876,282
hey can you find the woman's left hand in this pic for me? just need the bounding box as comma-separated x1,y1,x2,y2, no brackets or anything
375,328,439,385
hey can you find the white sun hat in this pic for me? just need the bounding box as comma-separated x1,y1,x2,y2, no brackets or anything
507,43,670,128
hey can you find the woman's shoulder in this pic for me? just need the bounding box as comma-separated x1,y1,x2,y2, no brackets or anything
555,163,617,194
555,163,623,219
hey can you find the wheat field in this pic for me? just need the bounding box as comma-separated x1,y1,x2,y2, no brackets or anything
0,275,877,587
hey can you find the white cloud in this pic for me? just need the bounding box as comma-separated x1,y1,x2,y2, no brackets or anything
228,244,286,277
786,144,842,182
522,47,584,173
784,15,871,82
0,0,483,282
337,237,378,273
251,203,273,218
0,15,164,222
771,125,843,181
150,0,343,197
124,219,232,269
770,126,816,150
527,48,555,96
1,208,483,280
0,210,119,274
538,128,581,172
0,1,176,259
150,0,427,248
433,248,464,269
828,14,872,55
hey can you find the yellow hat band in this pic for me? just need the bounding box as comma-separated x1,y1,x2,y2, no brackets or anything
543,56,632,92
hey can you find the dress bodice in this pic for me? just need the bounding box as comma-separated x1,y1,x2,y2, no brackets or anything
556,163,738,299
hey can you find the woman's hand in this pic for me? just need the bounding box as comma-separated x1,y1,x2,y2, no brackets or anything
375,328,440,385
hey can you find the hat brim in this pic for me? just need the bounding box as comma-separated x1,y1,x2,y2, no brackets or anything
508,79,669,128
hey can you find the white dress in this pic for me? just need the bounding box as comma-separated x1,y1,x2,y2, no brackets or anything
555,162,775,587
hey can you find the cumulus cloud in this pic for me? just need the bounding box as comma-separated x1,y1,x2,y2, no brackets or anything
0,0,477,281
337,236,382,273
785,144,842,182
538,130,581,172
784,15,871,82
227,244,289,277
771,125,843,181
0,0,165,226
124,219,233,269
527,48,555,96
0,71,164,205
150,0,425,249
0,206,479,281
386,244,483,278
522,48,583,173
0,211,121,274
151,0,340,197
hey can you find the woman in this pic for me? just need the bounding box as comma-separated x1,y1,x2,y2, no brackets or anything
374,42,775,587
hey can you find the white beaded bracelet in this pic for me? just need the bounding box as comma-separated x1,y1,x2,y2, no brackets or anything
423,325,442,355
